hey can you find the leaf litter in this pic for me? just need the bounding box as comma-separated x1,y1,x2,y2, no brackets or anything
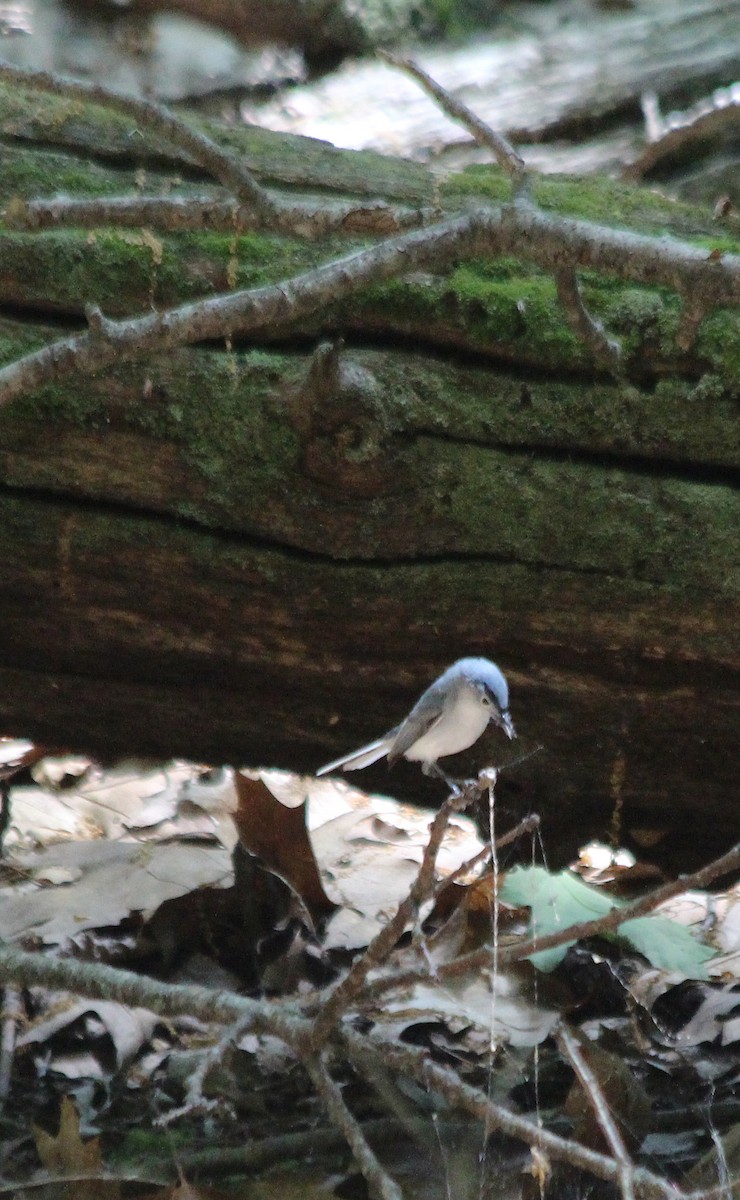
0,751,738,1197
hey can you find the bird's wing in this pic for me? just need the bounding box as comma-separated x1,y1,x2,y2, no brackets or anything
387,702,444,767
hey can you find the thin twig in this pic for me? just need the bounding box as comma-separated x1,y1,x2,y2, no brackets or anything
438,812,540,893
0,210,479,408
0,61,275,218
309,777,486,1050
0,986,22,1105
556,1022,636,1200
344,1030,675,1200
437,839,740,979
180,1119,407,1178
2,201,740,409
7,193,428,240
555,266,623,369
0,944,289,1034
381,52,529,198
305,1055,403,1200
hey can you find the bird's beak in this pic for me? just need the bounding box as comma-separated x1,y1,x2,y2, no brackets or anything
499,710,516,740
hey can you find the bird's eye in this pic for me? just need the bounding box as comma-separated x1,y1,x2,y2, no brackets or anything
481,694,491,706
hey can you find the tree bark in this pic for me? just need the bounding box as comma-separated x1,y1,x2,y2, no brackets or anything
0,78,736,867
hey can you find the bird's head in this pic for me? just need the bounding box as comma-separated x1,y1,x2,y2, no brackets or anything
460,657,516,740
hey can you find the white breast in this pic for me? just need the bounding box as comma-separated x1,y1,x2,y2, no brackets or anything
404,690,489,763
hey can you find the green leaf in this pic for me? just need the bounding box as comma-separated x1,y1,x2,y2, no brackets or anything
618,916,715,979
501,866,717,978
501,866,616,971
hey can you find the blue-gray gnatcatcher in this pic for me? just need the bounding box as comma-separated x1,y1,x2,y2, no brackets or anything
317,657,515,782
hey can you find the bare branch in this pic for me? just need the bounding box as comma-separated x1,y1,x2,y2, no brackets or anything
7,193,429,240
0,943,291,1036
309,777,486,1050
627,91,740,180
381,52,530,197
344,1031,676,1200
305,1056,403,1200
2,203,740,408
556,1023,636,1200
439,839,740,979
0,211,479,409
0,61,275,218
555,266,623,369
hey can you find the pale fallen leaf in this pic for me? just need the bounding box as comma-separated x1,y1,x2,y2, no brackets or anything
33,866,83,886
314,799,485,949
8,761,205,848
377,970,558,1048
0,838,231,942
19,999,160,1076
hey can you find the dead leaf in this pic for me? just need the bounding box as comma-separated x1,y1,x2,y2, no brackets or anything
0,839,231,943
34,1095,102,1175
0,737,48,779
19,1000,159,1079
33,1095,120,1199
233,773,336,922
378,969,558,1048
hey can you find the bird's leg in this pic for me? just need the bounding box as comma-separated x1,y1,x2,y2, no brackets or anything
422,761,463,794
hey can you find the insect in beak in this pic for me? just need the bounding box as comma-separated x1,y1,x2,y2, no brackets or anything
499,710,516,740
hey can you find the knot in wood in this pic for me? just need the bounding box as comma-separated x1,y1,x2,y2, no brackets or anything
298,342,398,498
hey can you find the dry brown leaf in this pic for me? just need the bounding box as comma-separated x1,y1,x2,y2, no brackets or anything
233,773,336,922
34,1095,102,1175
33,1094,120,1199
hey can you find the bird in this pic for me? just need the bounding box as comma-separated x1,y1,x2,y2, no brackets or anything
317,657,515,784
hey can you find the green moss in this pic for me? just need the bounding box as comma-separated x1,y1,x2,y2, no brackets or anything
0,323,54,366
404,439,739,593
360,264,584,368
441,166,734,242
697,309,740,381
0,224,341,315
0,146,129,203
0,82,432,205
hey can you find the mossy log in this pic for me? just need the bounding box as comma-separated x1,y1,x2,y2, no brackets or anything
0,82,737,866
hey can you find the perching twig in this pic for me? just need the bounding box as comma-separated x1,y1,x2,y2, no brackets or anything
357,811,541,1006
381,53,529,198
556,1022,636,1200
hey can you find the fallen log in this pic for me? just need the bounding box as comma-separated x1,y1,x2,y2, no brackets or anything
0,77,736,866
